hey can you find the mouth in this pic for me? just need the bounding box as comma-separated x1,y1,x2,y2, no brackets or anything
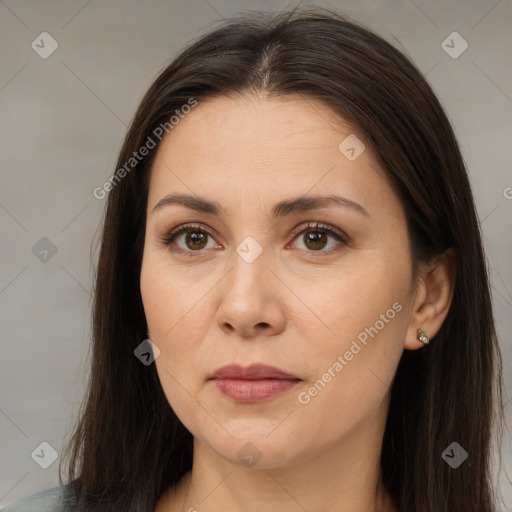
209,363,301,403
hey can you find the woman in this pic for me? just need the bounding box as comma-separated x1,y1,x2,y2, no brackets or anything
2,6,504,512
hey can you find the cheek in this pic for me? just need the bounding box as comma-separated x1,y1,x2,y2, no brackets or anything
140,248,224,410
296,254,410,345
140,246,207,339
293,256,410,409
140,251,200,384
141,259,207,432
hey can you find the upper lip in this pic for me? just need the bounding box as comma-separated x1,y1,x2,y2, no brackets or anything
210,363,300,380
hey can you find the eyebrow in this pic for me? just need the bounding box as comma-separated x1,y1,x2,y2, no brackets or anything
151,193,369,219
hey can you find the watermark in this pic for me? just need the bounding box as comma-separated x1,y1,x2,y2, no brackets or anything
32,236,58,263
441,441,468,468
338,134,365,161
134,338,161,365
503,186,512,200
237,441,263,468
93,97,198,200
236,236,263,264
298,301,402,405
31,31,59,59
31,441,58,469
441,31,468,59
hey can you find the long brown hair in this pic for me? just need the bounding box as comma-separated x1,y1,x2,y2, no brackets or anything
59,7,505,511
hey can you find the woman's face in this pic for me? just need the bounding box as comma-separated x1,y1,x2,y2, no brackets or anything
140,94,417,468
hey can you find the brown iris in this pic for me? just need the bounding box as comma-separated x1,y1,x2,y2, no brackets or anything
185,231,208,250
303,231,328,251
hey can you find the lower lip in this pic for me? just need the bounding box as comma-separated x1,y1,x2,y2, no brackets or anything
213,378,300,402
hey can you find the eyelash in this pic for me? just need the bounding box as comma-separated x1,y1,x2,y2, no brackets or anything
158,221,348,257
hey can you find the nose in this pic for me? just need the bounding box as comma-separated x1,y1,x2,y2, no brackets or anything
215,244,286,339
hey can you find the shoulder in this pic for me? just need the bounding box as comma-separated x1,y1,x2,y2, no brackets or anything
0,484,69,512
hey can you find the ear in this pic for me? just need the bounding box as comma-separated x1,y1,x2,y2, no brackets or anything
404,249,457,350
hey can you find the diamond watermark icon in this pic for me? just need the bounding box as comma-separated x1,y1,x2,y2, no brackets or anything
134,338,161,365
441,441,468,468
237,442,262,468
32,237,58,263
31,441,58,469
31,32,59,59
441,32,468,59
338,134,365,161
236,236,263,264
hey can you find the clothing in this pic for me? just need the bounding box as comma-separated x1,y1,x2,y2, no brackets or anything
0,485,67,512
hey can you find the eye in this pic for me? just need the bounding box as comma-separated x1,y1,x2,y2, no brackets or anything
158,223,219,254
287,221,347,255
158,221,347,255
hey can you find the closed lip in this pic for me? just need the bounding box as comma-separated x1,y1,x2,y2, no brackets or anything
209,363,300,380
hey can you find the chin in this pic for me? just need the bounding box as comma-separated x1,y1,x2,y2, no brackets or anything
198,422,309,470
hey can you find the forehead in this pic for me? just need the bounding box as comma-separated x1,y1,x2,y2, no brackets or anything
155,93,369,159
147,94,400,220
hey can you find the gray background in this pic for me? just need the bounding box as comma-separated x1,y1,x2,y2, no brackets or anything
0,0,511,508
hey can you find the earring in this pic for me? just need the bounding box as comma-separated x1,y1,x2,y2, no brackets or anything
417,328,429,345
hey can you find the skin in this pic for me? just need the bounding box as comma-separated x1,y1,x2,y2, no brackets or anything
140,94,455,512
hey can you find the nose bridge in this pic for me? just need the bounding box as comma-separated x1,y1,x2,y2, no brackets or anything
227,233,271,299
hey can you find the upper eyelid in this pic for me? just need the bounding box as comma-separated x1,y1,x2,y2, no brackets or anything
289,221,346,240
166,222,217,241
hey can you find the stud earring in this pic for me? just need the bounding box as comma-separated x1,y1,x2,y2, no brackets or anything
417,328,429,345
